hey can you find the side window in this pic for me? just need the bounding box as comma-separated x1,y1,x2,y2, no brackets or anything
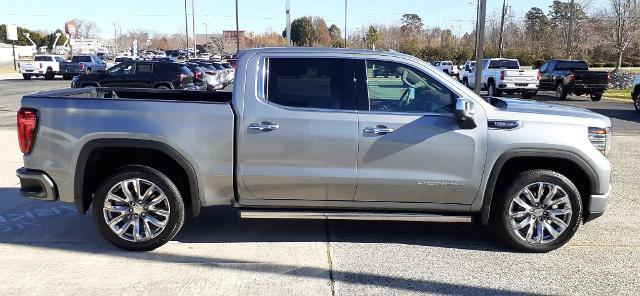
108,63,134,76
265,58,354,110
136,64,153,74
366,60,454,114
539,62,548,73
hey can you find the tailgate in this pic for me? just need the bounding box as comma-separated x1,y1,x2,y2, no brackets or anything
20,62,40,72
574,71,608,85
503,70,537,81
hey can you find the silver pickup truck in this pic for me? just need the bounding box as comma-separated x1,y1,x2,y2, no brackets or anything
16,48,612,252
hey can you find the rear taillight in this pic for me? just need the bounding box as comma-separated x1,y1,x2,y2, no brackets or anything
17,108,37,154
568,71,575,83
500,70,505,80
80,62,84,70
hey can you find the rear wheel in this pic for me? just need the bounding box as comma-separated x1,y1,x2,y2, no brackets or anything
634,91,640,113
93,165,185,251
22,74,32,80
555,83,568,100
590,92,603,101
488,82,502,97
492,169,582,253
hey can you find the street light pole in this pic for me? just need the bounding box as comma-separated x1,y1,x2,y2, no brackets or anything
112,22,118,53
565,0,575,59
285,0,291,46
184,0,189,57
474,0,487,94
203,22,209,50
235,0,240,52
192,0,196,55
344,0,348,48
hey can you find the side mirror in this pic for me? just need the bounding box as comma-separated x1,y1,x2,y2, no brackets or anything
454,98,477,129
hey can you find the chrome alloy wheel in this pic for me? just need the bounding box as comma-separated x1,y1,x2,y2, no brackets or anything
508,182,572,244
103,178,170,242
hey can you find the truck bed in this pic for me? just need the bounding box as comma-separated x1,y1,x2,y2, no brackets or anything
30,87,234,103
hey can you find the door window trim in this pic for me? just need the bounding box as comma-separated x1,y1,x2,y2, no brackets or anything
357,58,458,117
256,56,358,114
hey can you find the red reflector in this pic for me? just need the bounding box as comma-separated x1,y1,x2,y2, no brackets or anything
17,108,37,154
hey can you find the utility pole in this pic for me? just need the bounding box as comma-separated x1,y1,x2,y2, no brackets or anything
498,0,507,58
184,0,189,57
235,0,240,52
192,0,196,56
203,22,209,50
565,0,575,59
474,0,487,94
112,22,118,52
344,0,348,48
286,0,291,46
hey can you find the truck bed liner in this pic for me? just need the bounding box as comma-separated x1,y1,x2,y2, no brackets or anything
31,87,233,103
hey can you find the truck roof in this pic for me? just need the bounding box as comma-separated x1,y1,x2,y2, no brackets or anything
238,47,416,60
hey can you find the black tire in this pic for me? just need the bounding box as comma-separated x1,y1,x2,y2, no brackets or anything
22,74,32,80
93,165,185,251
634,91,640,113
488,82,502,97
491,169,582,253
462,78,469,88
555,83,568,100
590,92,603,101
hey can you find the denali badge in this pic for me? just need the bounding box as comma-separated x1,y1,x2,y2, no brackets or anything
417,181,464,186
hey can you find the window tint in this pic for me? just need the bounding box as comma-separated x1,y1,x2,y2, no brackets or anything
55,57,66,63
136,64,153,74
108,63,134,75
72,56,93,63
366,60,454,114
34,56,52,61
266,58,353,110
539,62,549,72
488,59,520,69
556,61,588,71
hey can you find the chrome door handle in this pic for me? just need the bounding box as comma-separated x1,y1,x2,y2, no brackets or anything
249,122,279,131
364,126,395,134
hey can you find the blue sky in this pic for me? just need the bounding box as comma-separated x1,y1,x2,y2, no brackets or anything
2,0,607,38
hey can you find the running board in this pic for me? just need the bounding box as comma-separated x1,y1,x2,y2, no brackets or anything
239,210,471,223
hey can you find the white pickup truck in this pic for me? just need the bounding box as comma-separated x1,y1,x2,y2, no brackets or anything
467,58,539,99
431,61,457,76
19,55,67,80
458,60,476,85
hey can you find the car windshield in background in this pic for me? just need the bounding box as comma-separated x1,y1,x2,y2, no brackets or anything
556,61,589,71
488,60,520,69
71,56,92,63
34,56,52,61
222,63,232,69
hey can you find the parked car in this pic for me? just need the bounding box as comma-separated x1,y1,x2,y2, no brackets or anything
458,60,476,85
107,56,135,69
210,62,231,86
220,62,235,82
431,61,456,75
183,63,208,90
633,75,640,113
60,55,107,79
189,61,225,90
467,58,539,99
70,60,195,89
537,60,609,101
16,48,611,253
19,55,66,80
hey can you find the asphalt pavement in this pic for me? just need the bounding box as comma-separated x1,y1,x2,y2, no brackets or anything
0,76,639,295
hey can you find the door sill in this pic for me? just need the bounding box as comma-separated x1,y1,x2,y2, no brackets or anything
239,209,471,223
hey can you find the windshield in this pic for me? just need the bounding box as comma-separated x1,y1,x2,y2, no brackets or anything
556,61,588,71
34,56,53,61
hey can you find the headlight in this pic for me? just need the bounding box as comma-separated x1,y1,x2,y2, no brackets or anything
588,127,611,156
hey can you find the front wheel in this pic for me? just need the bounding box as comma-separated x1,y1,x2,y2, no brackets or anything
555,84,568,100
492,169,582,253
590,92,603,101
93,165,185,251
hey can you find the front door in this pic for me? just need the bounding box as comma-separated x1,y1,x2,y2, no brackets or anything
238,57,359,201
355,60,487,204
101,62,136,87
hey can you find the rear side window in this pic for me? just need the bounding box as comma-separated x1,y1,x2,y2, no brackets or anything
265,58,354,110
136,64,153,74
178,65,193,76
556,61,588,71
488,60,520,69
34,56,52,61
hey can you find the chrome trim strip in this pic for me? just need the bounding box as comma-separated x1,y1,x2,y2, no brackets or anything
240,210,471,222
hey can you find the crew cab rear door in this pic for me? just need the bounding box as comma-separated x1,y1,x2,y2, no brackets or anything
354,59,487,204
237,56,359,201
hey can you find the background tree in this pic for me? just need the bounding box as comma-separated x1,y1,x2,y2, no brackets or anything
607,0,640,68
365,25,379,49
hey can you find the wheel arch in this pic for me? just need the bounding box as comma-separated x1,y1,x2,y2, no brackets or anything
480,149,598,225
74,139,201,217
